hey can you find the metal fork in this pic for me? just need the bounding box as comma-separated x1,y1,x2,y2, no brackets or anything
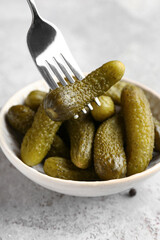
26,0,101,116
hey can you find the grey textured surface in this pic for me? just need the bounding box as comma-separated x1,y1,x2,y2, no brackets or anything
0,0,160,239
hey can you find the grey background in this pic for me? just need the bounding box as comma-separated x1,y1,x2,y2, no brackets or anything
0,0,160,239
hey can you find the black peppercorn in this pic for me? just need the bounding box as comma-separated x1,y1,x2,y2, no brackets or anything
129,188,137,197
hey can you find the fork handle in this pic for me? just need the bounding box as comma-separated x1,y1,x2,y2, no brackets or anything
27,0,40,19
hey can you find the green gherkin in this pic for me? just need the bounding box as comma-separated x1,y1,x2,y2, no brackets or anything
94,114,127,180
47,135,70,158
21,104,62,166
121,85,154,176
91,96,115,122
153,117,160,152
7,104,68,159
44,60,125,121
25,90,46,110
44,157,99,181
67,114,95,169
6,105,35,134
105,81,129,105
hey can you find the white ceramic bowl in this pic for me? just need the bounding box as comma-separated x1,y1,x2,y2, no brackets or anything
0,79,160,197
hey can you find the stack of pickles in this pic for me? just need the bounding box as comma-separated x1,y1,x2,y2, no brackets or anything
6,60,160,181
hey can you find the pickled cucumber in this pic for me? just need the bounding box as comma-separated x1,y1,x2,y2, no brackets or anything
91,96,115,122
25,90,46,110
153,117,160,152
44,157,98,181
94,114,127,180
44,60,125,121
6,105,35,134
67,114,95,169
47,135,70,158
21,104,62,166
105,81,129,105
121,85,154,176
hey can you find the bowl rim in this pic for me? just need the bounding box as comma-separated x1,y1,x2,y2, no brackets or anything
0,78,160,188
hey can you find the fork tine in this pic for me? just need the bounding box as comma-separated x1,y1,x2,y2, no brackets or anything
82,108,88,114
74,114,79,119
39,65,58,89
44,61,59,89
94,97,101,106
54,57,75,84
87,103,93,110
47,60,68,86
61,54,84,81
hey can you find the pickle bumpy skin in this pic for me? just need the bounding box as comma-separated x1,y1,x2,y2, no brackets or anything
44,157,98,181
67,114,95,169
94,114,127,180
121,85,154,176
21,104,62,166
6,105,35,135
43,60,125,121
